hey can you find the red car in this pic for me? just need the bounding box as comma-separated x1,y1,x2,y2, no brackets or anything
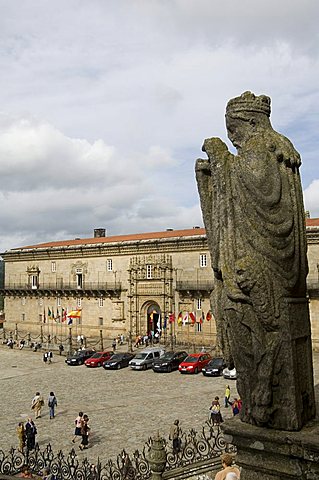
84,351,113,367
178,353,212,374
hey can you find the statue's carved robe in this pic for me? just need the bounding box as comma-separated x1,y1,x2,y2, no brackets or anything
196,130,311,428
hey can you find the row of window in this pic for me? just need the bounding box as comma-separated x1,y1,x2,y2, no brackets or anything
49,255,208,276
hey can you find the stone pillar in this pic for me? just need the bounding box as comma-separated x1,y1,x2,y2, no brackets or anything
147,433,167,480
222,417,319,479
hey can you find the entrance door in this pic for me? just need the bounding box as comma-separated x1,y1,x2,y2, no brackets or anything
147,306,161,340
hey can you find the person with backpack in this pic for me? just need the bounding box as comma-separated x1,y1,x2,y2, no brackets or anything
48,392,58,419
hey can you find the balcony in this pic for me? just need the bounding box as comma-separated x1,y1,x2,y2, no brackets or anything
0,282,122,298
176,280,214,295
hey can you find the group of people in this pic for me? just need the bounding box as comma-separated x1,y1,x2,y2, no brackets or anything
43,351,53,364
31,391,58,419
134,331,160,348
17,418,38,452
209,386,242,426
72,411,91,450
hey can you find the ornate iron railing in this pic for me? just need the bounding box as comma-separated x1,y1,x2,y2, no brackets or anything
0,423,235,480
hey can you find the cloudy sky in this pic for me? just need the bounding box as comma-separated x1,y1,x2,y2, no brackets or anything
0,0,318,251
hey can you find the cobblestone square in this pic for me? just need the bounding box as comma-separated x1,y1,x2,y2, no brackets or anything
0,345,318,464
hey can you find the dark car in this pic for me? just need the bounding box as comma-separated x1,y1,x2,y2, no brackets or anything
152,350,188,373
102,352,135,370
202,357,226,377
85,351,113,367
65,349,95,366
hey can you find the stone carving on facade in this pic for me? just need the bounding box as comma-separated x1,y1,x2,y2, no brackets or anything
196,91,315,430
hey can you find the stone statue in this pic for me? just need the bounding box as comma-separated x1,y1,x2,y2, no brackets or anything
195,91,315,430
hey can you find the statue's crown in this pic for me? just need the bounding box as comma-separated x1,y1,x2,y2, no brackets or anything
226,91,271,117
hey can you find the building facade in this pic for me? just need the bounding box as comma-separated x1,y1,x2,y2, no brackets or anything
1,220,319,350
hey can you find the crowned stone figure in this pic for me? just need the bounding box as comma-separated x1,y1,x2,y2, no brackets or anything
195,91,315,430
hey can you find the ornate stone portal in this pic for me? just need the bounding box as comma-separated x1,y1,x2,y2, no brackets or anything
195,91,316,431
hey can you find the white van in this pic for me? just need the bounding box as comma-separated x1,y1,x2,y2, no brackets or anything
129,347,165,370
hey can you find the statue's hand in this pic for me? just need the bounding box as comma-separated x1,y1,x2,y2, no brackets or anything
267,135,301,169
202,137,229,158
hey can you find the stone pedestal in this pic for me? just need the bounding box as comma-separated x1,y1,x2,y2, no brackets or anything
222,417,319,479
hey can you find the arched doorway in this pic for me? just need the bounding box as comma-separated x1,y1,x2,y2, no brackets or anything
144,302,161,336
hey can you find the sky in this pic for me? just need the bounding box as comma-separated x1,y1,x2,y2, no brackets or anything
0,0,318,252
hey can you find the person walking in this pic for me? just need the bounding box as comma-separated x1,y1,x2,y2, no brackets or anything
112,338,116,352
31,392,44,419
25,418,37,451
214,453,240,480
48,392,58,419
72,412,84,443
17,422,26,452
48,351,53,364
225,385,231,408
231,398,240,416
169,419,181,453
79,414,90,450
58,344,64,356
43,352,48,364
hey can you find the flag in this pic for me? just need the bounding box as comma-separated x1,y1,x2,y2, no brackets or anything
182,312,189,326
48,307,52,320
43,308,46,323
67,309,82,318
149,312,153,324
67,317,73,326
169,313,175,323
157,314,161,331
189,312,196,324
55,308,60,322
62,308,67,322
206,311,212,321
177,311,183,326
200,311,204,324
163,315,167,329
51,307,55,320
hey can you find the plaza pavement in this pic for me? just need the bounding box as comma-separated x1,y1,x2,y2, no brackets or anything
0,344,318,464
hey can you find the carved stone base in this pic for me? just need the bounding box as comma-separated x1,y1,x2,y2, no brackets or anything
222,417,319,479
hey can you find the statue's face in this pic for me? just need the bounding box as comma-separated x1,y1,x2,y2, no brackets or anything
226,114,250,149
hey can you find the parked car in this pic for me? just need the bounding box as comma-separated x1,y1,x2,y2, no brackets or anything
202,357,226,377
102,352,135,370
178,353,212,374
129,347,165,370
152,350,188,373
84,351,113,367
223,367,237,380
65,349,95,366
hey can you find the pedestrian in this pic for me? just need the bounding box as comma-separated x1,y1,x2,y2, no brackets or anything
18,466,33,478
169,419,181,453
209,396,223,426
31,392,44,419
112,338,116,352
231,398,240,417
79,414,90,450
72,412,83,443
17,422,26,452
48,351,53,363
43,352,48,364
214,453,240,480
120,334,124,345
225,385,231,408
48,391,58,419
58,344,64,356
25,418,37,451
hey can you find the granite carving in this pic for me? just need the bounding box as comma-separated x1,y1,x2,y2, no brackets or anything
195,91,315,430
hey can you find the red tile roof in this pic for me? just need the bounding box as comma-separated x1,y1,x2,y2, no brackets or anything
14,228,206,250
306,218,319,227
10,218,319,251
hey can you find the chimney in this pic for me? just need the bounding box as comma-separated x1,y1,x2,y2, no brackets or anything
94,228,106,238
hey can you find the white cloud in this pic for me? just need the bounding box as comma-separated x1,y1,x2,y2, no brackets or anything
304,180,319,219
0,0,318,250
